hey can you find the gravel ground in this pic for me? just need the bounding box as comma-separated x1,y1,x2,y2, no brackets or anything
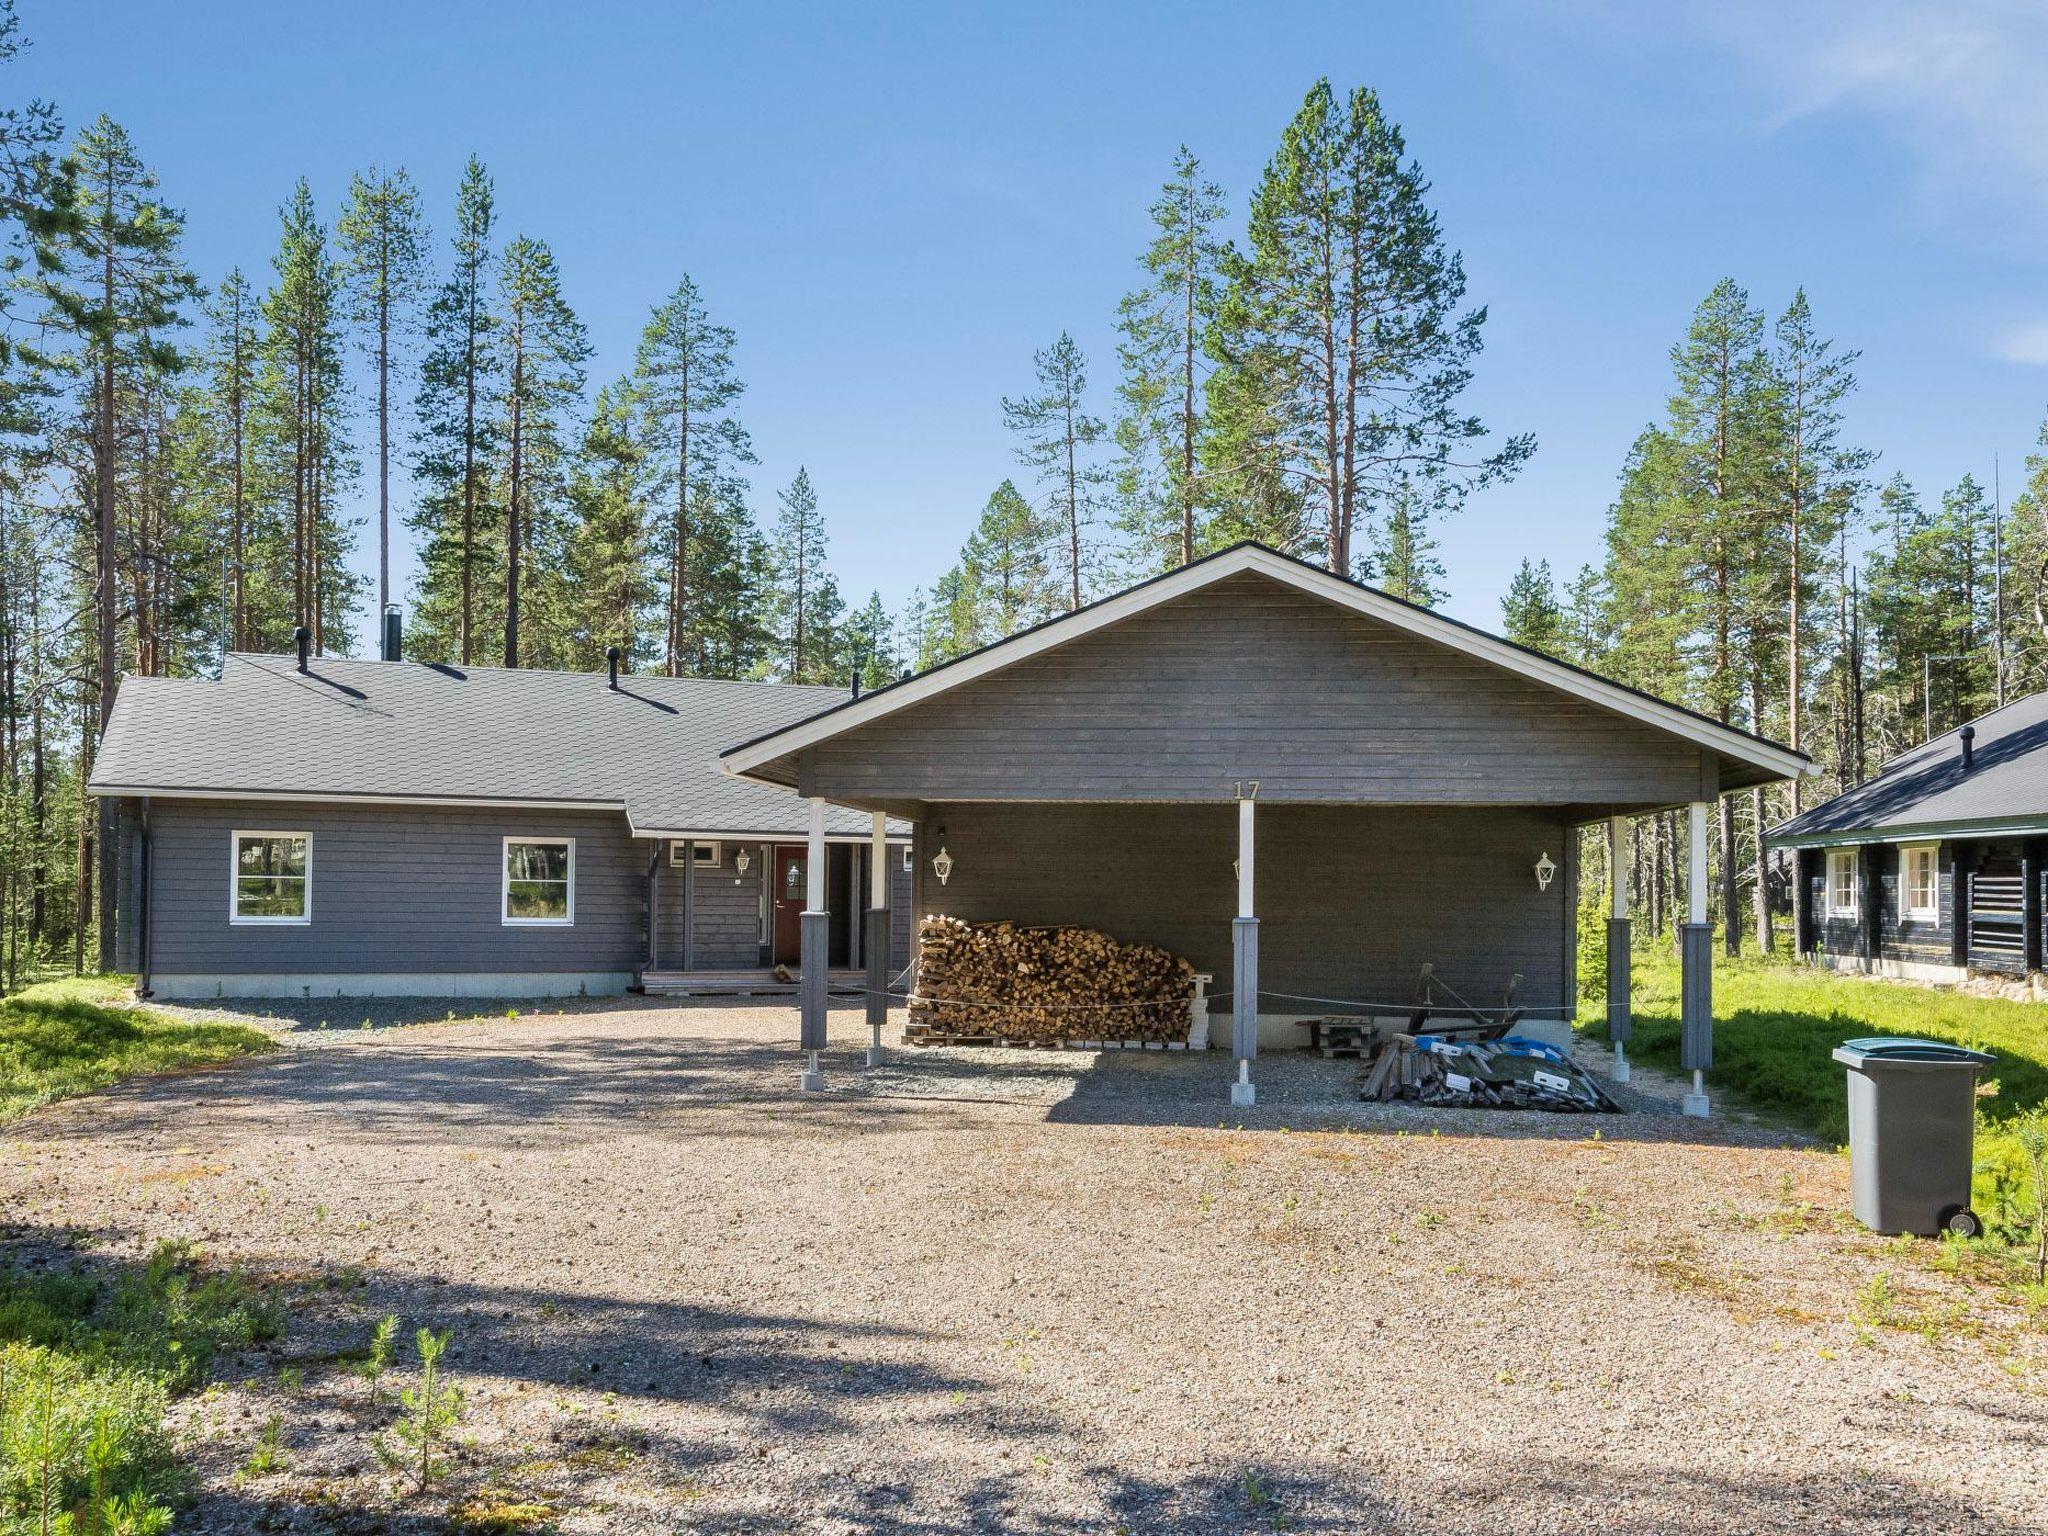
4,996,2043,1534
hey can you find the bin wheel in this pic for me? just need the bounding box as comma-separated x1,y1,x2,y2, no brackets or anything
1936,1205,1983,1239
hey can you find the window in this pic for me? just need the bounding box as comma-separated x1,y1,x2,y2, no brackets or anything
232,832,310,924
669,840,722,868
901,846,913,873
504,837,574,925
1826,849,1859,918
1902,843,1940,921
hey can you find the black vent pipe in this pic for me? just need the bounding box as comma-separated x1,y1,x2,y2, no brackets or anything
382,605,402,662
294,626,310,673
1960,724,1976,772
606,645,621,690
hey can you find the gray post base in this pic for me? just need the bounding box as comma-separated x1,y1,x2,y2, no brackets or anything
865,905,889,1066
1679,919,1712,1116
1682,1068,1710,1119
1606,916,1632,1082
799,909,829,1089
1231,915,1259,1107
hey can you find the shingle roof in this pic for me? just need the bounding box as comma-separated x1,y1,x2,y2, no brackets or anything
1770,690,2048,845
87,653,899,838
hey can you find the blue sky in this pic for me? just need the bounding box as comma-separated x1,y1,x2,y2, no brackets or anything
19,1,2048,634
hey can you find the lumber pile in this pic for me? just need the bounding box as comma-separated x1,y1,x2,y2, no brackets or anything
1353,1024,1621,1112
907,915,1197,1044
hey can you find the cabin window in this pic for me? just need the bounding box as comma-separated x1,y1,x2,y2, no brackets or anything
1826,849,1858,918
1902,843,1939,921
231,831,310,924
504,837,574,925
670,840,721,868
902,846,913,873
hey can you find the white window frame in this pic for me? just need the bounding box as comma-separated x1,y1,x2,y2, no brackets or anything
901,846,913,874
503,836,575,927
1826,849,1859,919
1901,842,1940,922
230,830,312,926
670,839,722,868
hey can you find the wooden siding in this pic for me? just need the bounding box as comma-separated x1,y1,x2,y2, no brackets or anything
911,802,1573,1016
653,838,915,973
147,799,647,977
803,573,1712,806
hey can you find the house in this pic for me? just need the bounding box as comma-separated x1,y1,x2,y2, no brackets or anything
87,642,913,1001
719,542,1809,1108
1771,691,2048,984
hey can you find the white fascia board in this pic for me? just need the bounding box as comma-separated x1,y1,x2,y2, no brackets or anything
88,784,626,813
631,828,913,845
719,545,1810,783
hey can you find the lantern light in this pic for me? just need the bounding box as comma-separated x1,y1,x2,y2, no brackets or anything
932,844,955,886
1534,851,1557,891
734,848,751,875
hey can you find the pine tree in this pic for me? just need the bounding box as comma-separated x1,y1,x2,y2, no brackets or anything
771,467,841,682
632,276,754,675
495,235,589,668
337,165,428,624
257,178,357,653
845,592,897,690
1002,332,1106,610
1114,146,1228,572
1362,481,1445,606
410,156,499,664
1225,80,1530,573
197,271,265,649
960,479,1053,639
1501,558,1565,653
561,380,652,668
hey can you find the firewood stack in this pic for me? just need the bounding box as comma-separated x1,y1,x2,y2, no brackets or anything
909,915,1197,1043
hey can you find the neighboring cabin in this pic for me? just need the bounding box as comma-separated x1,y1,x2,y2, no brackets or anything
87,643,911,1000
1772,692,2048,984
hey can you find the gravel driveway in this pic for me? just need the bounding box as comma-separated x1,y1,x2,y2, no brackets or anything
4,997,2042,1534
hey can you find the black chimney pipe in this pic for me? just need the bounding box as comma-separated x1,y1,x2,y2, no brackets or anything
1961,724,1976,772
294,626,311,673
381,605,402,663
606,645,621,690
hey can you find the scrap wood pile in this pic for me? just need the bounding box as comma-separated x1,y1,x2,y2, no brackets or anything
1339,1019,1620,1112
907,915,1197,1045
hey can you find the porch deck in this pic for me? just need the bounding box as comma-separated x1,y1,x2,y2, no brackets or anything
639,967,869,997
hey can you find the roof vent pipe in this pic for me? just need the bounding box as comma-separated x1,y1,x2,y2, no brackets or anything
381,605,402,663
606,645,621,690
1960,724,1976,772
294,626,310,673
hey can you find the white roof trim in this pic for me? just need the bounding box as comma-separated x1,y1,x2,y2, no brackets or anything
721,544,1811,782
89,785,627,813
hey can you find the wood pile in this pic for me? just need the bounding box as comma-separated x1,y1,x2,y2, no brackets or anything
908,915,1197,1044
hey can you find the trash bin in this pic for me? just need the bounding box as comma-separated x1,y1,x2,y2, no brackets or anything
1832,1038,1995,1238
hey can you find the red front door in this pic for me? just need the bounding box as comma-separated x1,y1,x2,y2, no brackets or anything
772,845,807,964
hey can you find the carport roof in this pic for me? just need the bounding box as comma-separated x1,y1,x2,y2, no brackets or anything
721,541,1810,792
89,653,905,839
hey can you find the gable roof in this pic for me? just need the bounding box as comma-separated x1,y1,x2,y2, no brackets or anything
88,653,902,839
1770,690,2048,846
721,541,1810,788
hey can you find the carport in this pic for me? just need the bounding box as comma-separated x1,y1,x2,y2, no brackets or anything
720,544,1808,1109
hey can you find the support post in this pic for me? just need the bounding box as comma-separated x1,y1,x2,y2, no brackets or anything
865,811,890,1067
1231,788,1258,1108
681,840,696,972
644,844,661,974
799,797,829,1091
1606,815,1632,1084
1680,798,1712,1117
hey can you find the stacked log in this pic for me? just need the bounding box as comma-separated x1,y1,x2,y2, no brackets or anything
909,915,1197,1043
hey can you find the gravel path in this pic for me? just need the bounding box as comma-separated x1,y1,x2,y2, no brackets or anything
4,996,2042,1534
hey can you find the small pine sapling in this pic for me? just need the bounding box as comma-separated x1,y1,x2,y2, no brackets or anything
354,1314,400,1405
2017,1109,2048,1286
381,1327,461,1493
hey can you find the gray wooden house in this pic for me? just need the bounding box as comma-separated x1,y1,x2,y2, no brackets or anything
721,543,1807,1109
88,646,912,999
1771,692,2048,983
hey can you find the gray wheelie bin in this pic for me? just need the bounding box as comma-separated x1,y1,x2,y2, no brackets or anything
1831,1037,1995,1238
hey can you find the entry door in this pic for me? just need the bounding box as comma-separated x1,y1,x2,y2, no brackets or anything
773,845,807,964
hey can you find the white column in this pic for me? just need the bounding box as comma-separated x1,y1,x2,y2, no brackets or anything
1231,789,1258,1108
798,796,828,1091
1608,815,1631,1083
866,811,889,1065
1682,799,1711,1117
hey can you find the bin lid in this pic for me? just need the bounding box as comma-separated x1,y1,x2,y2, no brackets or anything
1832,1037,1996,1069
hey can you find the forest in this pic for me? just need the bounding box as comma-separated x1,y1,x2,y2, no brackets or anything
0,0,2038,985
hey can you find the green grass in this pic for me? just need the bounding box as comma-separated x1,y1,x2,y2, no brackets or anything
0,974,274,1122
0,1239,285,1528
1583,949,2048,1241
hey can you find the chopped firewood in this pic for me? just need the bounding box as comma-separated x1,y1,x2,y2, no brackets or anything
910,915,1196,1043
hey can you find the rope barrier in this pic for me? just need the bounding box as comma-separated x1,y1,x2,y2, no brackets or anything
855,983,1577,1020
